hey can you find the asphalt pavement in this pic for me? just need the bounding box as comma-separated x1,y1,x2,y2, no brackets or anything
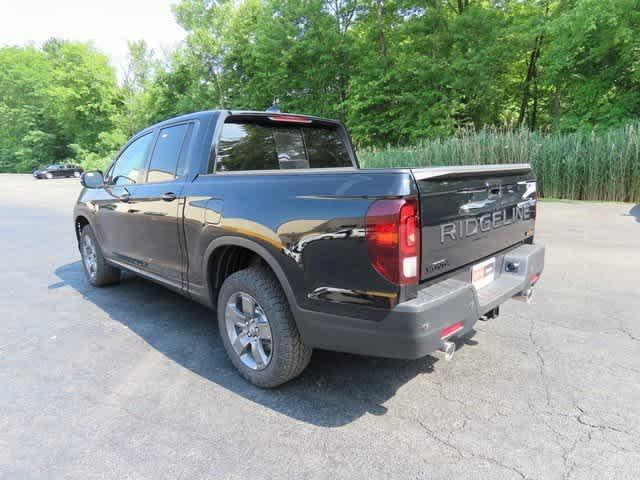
1,174,639,479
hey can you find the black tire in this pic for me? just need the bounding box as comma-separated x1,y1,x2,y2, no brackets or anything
80,224,121,286
217,266,312,388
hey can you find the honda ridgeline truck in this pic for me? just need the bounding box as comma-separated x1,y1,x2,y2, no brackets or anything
74,110,544,387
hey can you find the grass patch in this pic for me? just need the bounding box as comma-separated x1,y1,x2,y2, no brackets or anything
359,124,640,203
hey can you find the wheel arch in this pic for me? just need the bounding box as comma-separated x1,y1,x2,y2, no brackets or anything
203,236,299,318
74,214,91,248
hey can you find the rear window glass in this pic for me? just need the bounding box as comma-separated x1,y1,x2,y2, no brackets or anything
215,120,352,172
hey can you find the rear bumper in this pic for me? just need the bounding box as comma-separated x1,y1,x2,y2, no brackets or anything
296,243,545,359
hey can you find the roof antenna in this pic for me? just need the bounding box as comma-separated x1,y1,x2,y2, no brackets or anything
266,97,280,113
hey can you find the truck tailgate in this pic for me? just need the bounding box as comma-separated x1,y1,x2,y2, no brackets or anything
412,164,538,281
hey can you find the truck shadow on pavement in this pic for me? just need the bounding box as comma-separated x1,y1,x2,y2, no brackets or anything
52,261,476,427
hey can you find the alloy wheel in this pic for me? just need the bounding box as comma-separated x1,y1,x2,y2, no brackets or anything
82,234,98,280
225,292,273,370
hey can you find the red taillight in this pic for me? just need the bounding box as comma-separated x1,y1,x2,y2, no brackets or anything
366,197,420,285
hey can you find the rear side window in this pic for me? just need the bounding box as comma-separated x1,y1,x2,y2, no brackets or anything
147,124,189,183
303,128,352,168
215,120,352,172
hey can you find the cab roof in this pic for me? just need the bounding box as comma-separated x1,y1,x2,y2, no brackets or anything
138,109,340,137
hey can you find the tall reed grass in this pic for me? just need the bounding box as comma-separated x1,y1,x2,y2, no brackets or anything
359,123,640,203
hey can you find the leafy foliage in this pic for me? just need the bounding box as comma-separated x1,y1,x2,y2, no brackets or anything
0,41,121,172
150,0,640,146
1,0,639,204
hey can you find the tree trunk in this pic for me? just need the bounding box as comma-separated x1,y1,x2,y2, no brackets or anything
552,82,561,130
518,0,549,127
376,0,387,59
128,90,137,136
213,71,224,109
454,0,470,14
531,62,539,130
517,32,543,126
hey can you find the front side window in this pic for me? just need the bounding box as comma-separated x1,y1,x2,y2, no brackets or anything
147,124,189,183
109,133,153,185
215,120,352,172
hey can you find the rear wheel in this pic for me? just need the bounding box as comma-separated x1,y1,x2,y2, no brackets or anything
217,266,312,388
80,225,120,286
73,171,81,178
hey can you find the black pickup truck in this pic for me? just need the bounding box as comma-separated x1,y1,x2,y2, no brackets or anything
74,110,544,387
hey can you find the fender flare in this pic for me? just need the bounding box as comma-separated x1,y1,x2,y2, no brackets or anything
73,209,96,247
202,236,300,315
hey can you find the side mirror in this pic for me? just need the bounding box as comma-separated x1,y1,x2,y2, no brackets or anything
80,170,104,189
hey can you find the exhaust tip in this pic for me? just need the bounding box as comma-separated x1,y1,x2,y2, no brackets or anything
513,288,534,303
440,341,456,361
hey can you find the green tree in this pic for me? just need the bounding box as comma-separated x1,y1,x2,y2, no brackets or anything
0,46,61,171
4,0,640,173
0,40,122,172
541,0,640,130
122,40,157,135
43,39,121,154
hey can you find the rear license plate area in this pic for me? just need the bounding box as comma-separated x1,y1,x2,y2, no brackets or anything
472,257,496,290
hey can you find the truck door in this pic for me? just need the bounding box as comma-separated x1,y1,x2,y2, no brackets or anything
127,123,192,287
93,132,155,262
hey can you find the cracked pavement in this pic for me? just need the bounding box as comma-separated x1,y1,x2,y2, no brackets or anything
1,175,639,479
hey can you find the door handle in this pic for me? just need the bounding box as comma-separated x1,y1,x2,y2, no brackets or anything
162,192,177,202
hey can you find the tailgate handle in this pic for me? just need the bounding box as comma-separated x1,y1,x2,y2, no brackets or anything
487,182,502,199
459,199,497,215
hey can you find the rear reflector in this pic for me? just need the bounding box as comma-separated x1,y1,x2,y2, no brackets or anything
268,115,312,124
441,322,463,339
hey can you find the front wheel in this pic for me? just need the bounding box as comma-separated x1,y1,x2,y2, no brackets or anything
45,172,53,179
80,225,121,286
218,266,312,388
74,171,81,178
